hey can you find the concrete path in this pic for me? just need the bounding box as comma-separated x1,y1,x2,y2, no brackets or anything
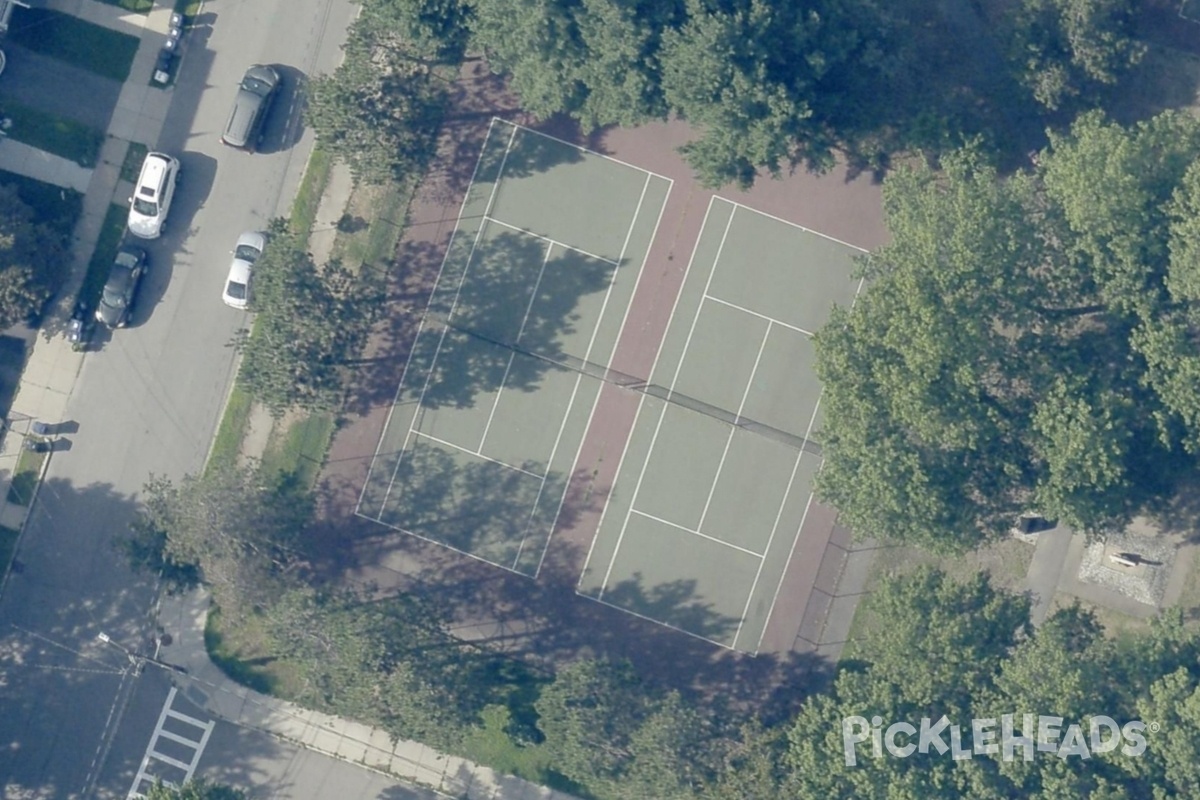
0,137,93,191
1024,524,1075,626
158,589,579,800
308,159,354,266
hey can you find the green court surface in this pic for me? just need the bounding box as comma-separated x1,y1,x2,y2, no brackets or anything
358,119,671,577
578,197,863,653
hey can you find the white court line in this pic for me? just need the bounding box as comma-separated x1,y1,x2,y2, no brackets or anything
578,194,718,588
581,592,739,652
731,389,825,652
704,294,814,337
484,216,622,267
378,124,520,517
631,508,766,559
525,172,656,575
369,514,535,578
478,241,555,454
499,117,674,183
598,203,739,600
696,320,772,534
749,272,867,653
716,196,870,253
357,117,500,520
411,429,545,480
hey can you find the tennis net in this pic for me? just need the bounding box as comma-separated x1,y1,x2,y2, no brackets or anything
444,319,821,456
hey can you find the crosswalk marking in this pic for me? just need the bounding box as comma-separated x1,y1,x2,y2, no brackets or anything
127,686,214,799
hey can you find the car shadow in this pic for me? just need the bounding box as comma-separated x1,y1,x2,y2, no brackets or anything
257,64,307,156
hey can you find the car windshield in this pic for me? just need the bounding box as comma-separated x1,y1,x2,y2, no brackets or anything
234,244,261,262
133,197,158,217
225,280,247,300
102,269,132,307
241,76,272,96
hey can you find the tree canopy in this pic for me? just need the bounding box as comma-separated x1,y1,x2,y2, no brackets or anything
320,0,1150,187
773,568,1200,799
0,183,68,328
145,780,245,800
814,111,1200,549
235,223,382,413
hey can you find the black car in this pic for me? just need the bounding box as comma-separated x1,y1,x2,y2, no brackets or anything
221,65,281,151
96,246,148,328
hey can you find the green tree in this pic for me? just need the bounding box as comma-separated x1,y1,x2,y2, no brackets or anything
534,658,652,790
132,465,312,613
236,226,382,413
145,779,246,799
1005,0,1143,110
306,2,447,185
262,586,473,748
816,113,1200,548
0,183,67,329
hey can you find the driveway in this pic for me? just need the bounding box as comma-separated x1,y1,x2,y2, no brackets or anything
0,43,121,131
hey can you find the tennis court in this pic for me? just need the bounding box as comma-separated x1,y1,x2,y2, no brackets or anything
576,197,864,653
357,118,672,577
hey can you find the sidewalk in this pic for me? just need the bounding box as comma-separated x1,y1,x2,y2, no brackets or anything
157,589,578,800
0,0,177,562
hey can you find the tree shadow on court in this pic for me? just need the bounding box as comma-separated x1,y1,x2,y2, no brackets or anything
410,229,625,411
596,574,742,647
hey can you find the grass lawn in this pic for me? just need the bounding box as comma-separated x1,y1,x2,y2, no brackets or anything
331,177,412,275
80,204,129,311
97,0,153,12
0,97,104,167
6,445,47,506
259,412,336,489
205,605,286,695
290,147,332,235
0,170,82,239
119,143,149,185
205,385,253,475
0,525,21,579
173,0,204,17
840,537,1036,661
8,8,139,83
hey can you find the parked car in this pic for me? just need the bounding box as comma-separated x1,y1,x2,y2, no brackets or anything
127,152,180,239
96,245,148,328
222,231,265,309
221,65,280,151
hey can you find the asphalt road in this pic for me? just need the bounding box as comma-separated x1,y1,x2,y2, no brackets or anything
0,0,357,796
89,669,440,800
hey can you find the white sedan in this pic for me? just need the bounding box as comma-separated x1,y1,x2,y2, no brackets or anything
222,230,265,309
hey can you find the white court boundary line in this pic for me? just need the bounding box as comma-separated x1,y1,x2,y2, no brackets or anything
377,124,519,516
732,396,823,653
576,194,720,587
522,172,658,574
752,279,866,654
357,117,500,519
631,508,765,559
478,241,555,454
484,216,622,267
411,430,545,480
597,202,738,601
499,117,674,183
705,294,814,337
719,196,870,254
696,319,771,535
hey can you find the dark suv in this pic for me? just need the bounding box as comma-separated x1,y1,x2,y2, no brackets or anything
221,65,280,151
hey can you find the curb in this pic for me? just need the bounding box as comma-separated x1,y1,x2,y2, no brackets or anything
0,436,52,603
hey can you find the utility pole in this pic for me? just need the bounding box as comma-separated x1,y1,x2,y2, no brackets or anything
96,632,188,677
